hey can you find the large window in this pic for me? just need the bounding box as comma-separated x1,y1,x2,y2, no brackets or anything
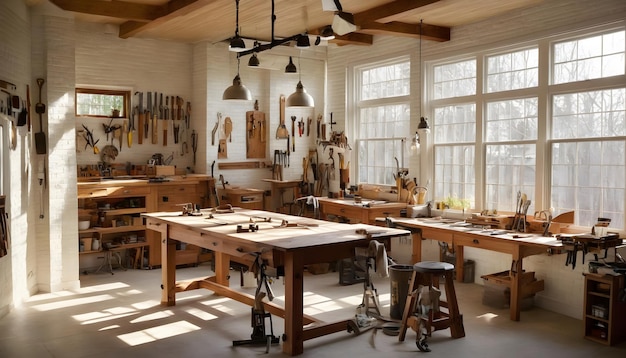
429,26,625,228
355,58,411,186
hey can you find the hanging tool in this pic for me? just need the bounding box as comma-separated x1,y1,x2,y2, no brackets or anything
306,116,311,136
225,116,233,142
136,92,144,144
212,112,220,145
291,116,296,152
316,114,321,138
286,136,290,167
145,91,151,140
298,117,304,137
128,105,136,148
34,78,46,154
185,101,191,129
191,130,198,165
276,95,289,139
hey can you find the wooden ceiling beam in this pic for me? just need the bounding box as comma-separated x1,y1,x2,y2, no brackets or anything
330,33,374,46
353,0,442,24
49,0,163,21
119,0,211,39
358,21,450,42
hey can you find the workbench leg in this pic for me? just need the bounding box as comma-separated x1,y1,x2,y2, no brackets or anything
161,233,177,306
455,244,465,283
214,252,230,287
411,231,422,263
510,252,523,321
283,252,304,356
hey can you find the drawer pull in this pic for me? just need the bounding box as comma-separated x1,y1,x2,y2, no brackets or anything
212,242,218,246
340,208,345,213
473,239,479,244
123,190,130,194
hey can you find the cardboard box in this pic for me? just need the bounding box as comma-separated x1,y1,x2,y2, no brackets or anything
156,165,175,176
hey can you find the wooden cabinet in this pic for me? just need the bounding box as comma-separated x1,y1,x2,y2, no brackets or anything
78,176,215,269
583,273,626,345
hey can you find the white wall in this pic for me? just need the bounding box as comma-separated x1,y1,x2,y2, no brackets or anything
0,0,35,316
327,0,626,319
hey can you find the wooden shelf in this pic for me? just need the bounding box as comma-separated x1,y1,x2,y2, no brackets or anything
583,273,626,345
94,225,146,235
100,207,147,216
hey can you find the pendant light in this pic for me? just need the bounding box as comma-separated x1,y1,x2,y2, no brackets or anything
286,56,314,107
228,0,246,52
285,56,297,73
411,20,430,155
223,57,252,100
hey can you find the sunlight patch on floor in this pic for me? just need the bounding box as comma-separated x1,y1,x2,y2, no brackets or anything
131,300,161,310
476,312,499,322
32,294,115,311
130,310,175,323
105,306,136,315
303,292,331,305
99,325,121,331
116,289,143,296
185,307,219,321
117,320,201,346
78,282,131,294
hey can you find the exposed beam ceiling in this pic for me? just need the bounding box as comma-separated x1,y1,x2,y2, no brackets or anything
47,0,543,46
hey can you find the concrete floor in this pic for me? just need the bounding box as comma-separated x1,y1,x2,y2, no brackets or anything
1,263,625,357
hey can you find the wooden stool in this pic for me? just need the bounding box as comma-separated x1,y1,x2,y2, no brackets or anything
399,261,465,344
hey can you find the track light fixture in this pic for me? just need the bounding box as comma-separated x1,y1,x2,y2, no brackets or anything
229,0,246,52
248,53,260,67
296,34,311,49
319,25,335,40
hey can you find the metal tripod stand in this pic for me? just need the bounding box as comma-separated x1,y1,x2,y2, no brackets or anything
232,253,280,353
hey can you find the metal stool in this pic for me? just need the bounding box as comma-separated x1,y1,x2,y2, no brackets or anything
399,261,465,351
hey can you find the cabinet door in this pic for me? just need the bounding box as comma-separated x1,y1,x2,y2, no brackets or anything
157,185,200,212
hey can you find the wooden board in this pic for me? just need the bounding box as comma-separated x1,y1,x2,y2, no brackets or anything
246,110,266,158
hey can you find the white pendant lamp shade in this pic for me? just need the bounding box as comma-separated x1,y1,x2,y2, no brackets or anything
223,74,252,100
286,81,314,107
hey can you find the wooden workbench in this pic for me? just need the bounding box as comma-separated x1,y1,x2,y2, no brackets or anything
143,209,409,356
317,197,406,224
387,217,566,321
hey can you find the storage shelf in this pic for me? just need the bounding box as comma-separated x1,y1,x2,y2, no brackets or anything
583,273,626,346
100,207,147,216
94,225,146,234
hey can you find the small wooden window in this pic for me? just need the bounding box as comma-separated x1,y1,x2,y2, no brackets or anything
75,88,130,118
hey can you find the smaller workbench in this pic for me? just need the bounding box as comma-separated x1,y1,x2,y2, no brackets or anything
317,197,406,224
263,179,301,213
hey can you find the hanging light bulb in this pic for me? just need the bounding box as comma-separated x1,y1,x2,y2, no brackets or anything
285,56,297,73
409,132,420,155
223,57,252,100
286,56,314,107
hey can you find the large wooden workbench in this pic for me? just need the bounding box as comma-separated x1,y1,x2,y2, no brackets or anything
388,217,565,321
143,209,409,356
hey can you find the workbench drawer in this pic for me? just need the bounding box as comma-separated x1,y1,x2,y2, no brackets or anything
322,204,362,222
157,185,197,196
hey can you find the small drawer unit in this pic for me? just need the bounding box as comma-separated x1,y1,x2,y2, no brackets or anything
224,188,265,210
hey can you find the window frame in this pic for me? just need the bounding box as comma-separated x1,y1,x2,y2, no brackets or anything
75,88,131,119
351,55,412,186
426,23,625,228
